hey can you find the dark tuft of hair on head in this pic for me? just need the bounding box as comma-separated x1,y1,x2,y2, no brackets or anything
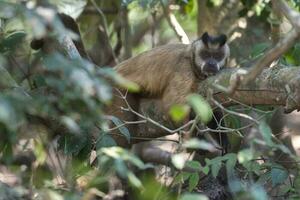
218,34,227,46
201,32,209,46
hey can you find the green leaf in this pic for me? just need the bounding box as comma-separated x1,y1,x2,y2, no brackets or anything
187,94,212,124
211,161,222,178
33,139,47,165
39,190,64,200
202,165,210,175
259,120,274,146
183,138,216,152
188,173,199,192
294,173,300,189
127,171,142,188
186,160,201,170
115,158,128,178
243,161,262,176
96,134,117,149
62,134,88,155
256,171,271,185
169,104,189,122
110,116,131,143
271,166,288,186
61,116,80,133
250,184,268,200
115,74,140,92
173,172,191,185
0,31,26,52
180,193,209,200
238,148,253,163
250,42,270,59
224,153,237,177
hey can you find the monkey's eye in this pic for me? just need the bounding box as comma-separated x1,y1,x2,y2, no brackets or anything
200,51,210,59
212,52,225,61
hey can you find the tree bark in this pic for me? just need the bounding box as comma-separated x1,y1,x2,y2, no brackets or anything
129,66,300,142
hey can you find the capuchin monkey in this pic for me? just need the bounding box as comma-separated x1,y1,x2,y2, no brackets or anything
115,32,229,109
110,32,230,148
29,14,230,149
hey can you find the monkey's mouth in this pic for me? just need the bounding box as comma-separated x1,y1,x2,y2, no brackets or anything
202,66,219,77
204,71,217,76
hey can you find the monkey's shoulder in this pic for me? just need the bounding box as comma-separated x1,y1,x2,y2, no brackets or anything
115,44,191,73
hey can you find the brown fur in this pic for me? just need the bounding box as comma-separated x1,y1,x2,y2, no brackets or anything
109,36,229,147
107,44,197,147
115,44,198,110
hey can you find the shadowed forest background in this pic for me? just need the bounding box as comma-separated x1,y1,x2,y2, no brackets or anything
1,0,300,199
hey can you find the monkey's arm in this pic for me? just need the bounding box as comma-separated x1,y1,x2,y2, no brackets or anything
161,72,195,111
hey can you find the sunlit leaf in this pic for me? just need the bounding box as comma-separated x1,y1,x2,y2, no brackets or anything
238,148,253,163
187,94,212,124
169,104,189,122
61,116,80,133
180,193,209,200
51,0,87,19
118,76,140,92
172,154,185,170
127,171,142,188
34,139,47,165
183,138,216,152
39,189,64,200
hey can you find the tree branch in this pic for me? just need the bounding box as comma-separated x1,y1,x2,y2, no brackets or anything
134,66,300,140
160,1,190,44
227,0,300,92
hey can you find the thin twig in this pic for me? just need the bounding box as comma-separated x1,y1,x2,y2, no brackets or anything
211,98,259,124
116,89,195,134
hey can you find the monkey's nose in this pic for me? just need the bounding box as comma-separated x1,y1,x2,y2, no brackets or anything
203,63,218,75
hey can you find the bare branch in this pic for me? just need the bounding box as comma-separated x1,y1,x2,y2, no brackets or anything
160,0,190,44
115,89,195,134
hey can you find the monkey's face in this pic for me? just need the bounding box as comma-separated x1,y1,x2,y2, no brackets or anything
192,32,230,77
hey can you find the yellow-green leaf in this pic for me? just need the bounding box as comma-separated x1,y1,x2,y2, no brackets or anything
187,94,212,124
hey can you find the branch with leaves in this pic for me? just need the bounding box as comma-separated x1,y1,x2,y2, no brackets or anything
226,0,300,93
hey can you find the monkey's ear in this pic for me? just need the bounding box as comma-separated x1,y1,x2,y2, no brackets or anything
201,32,209,46
218,34,227,46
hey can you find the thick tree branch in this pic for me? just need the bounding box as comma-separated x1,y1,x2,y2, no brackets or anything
204,67,300,112
133,66,300,141
227,0,300,92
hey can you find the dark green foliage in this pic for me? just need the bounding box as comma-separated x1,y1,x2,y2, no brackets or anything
0,0,300,200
